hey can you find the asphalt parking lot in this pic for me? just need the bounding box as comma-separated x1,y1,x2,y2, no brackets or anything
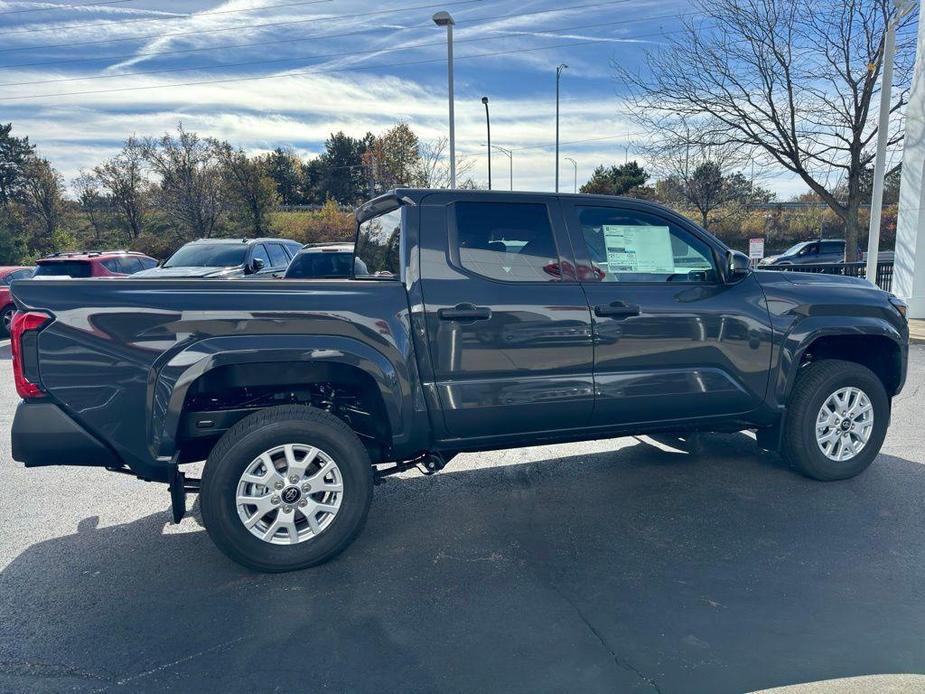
1,339,925,693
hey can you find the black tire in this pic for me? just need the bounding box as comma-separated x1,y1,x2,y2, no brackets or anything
200,404,373,572
782,359,889,481
1,304,14,338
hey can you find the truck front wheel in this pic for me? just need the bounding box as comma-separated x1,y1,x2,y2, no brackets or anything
200,405,373,572
782,359,889,481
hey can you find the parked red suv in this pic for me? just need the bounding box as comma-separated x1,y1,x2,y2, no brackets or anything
33,250,158,279
1,266,35,336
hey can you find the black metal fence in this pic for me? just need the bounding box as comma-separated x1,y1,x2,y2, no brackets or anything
761,261,894,292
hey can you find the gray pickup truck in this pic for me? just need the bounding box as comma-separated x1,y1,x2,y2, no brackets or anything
9,190,909,572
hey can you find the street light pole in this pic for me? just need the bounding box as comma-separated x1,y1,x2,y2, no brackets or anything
493,145,513,190
866,0,914,284
482,96,491,191
565,157,578,193
434,11,457,188
555,63,568,193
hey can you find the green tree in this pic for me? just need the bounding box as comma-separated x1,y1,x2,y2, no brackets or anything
317,132,368,205
580,161,649,196
659,161,773,229
21,157,64,255
264,147,305,205
0,123,34,207
217,145,279,236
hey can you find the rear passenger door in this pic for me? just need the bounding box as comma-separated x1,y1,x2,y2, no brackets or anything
266,243,291,273
419,195,595,440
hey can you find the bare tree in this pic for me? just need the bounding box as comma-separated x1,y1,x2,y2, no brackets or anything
143,124,226,239
73,170,108,244
416,137,475,188
616,0,915,258
94,137,148,240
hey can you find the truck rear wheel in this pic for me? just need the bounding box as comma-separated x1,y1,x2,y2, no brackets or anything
782,359,889,481
200,405,373,572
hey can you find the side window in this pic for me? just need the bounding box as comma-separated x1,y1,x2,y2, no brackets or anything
821,241,843,255
119,257,143,274
573,206,716,283
251,244,271,269
139,257,158,270
451,202,560,282
355,206,401,279
100,258,122,273
266,243,289,268
802,242,819,256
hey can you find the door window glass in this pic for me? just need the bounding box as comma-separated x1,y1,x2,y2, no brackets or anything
267,243,289,267
452,202,560,282
251,244,271,270
574,206,716,283
118,257,143,274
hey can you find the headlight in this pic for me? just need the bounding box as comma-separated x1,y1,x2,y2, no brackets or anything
888,294,908,320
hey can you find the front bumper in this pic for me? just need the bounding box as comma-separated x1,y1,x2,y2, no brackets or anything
11,401,120,468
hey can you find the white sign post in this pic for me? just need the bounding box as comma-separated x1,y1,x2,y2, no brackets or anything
748,238,765,266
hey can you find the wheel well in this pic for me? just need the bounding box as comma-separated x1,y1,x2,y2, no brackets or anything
177,361,391,463
801,334,902,395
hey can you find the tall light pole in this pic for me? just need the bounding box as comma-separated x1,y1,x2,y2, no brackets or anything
493,145,513,191
434,11,456,188
555,63,568,192
866,0,915,283
482,96,492,190
565,157,578,193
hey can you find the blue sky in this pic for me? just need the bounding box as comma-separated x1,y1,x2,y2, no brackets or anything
0,0,808,196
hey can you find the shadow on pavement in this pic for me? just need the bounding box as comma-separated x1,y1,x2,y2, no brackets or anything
2,433,924,693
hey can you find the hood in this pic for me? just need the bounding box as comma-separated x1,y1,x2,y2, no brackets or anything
761,270,873,289
758,255,781,265
132,265,243,278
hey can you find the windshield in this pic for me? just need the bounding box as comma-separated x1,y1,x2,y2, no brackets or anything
164,243,247,268
285,251,361,279
34,261,91,278
783,241,810,256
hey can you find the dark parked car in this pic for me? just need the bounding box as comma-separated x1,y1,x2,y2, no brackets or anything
135,238,302,278
759,239,846,266
0,266,34,336
33,250,157,279
9,190,909,572
283,242,367,279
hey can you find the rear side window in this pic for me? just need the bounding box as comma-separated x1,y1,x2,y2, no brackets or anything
139,257,158,269
118,257,144,274
285,252,356,279
34,261,91,278
821,241,844,254
100,258,122,273
266,243,289,267
451,202,560,282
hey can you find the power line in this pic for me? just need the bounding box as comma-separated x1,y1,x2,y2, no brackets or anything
0,0,638,66
0,0,485,53
0,24,701,102
0,0,335,38
0,11,691,88
0,0,139,16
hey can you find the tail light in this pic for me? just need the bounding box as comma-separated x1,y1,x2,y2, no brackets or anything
10,310,50,399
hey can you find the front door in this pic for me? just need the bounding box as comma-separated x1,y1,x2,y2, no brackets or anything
419,195,595,440
561,200,773,427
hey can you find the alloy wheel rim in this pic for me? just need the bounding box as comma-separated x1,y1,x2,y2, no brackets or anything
815,386,874,462
235,443,344,545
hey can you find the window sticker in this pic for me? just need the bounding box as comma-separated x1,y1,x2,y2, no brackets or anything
602,225,675,274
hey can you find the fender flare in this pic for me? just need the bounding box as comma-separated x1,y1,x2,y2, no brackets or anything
149,334,407,458
775,316,905,404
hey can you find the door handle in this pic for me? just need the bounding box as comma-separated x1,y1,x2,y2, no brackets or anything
438,304,492,322
594,302,640,319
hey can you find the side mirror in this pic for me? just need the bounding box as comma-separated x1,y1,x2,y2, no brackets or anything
248,257,265,274
726,250,750,282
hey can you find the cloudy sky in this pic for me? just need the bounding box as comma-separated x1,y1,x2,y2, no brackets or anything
0,0,811,197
